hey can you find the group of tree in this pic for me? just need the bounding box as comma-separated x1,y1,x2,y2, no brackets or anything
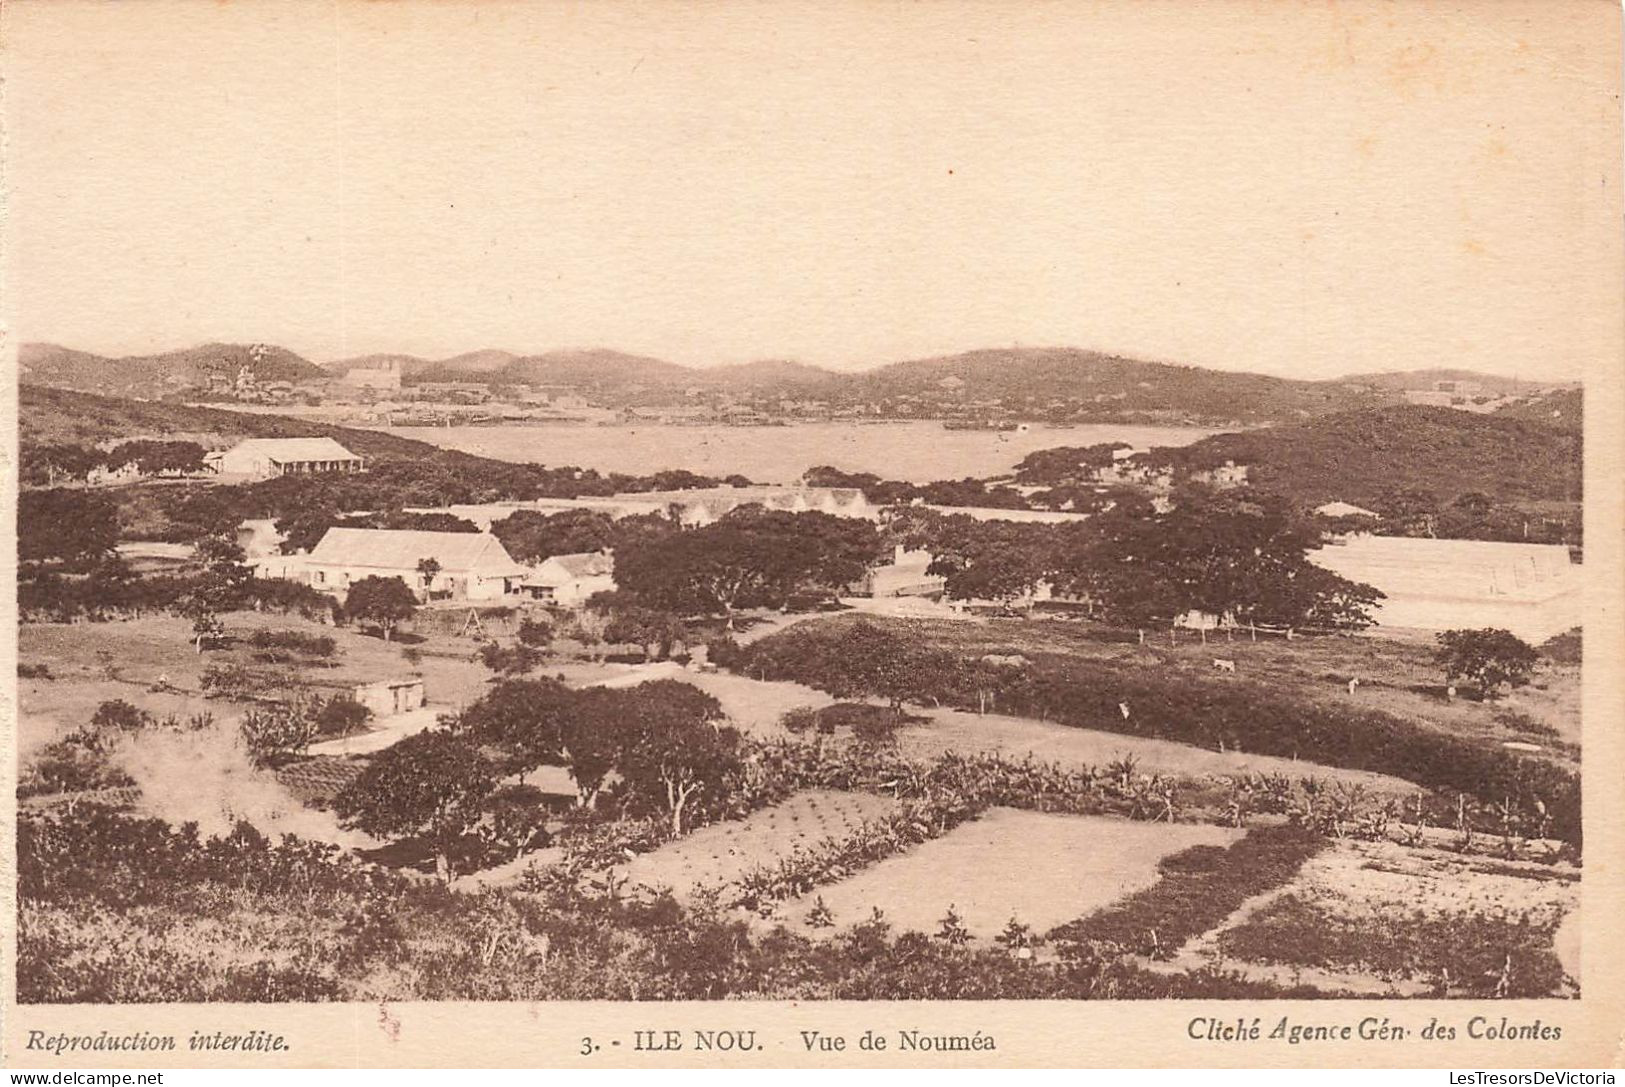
614,506,885,620
883,486,1382,633
336,678,742,880
21,439,207,487
801,465,1030,510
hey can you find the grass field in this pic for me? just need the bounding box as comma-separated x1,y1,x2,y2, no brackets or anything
776,808,1240,939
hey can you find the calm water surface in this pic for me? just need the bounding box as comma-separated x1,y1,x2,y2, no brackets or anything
367,421,1220,483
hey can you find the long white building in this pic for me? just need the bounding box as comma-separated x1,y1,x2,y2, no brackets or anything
1308,535,1581,643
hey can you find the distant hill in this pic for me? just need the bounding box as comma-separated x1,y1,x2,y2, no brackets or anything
1338,368,1576,396
688,359,839,391
20,342,326,397
19,384,458,465
33,339,1596,427
1157,405,1581,506
849,347,1396,423
19,342,328,399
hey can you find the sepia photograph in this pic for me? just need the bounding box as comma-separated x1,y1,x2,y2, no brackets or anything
2,0,1622,1070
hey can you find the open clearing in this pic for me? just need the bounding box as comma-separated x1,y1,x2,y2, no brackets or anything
609,790,898,900
777,808,1240,939
17,611,494,751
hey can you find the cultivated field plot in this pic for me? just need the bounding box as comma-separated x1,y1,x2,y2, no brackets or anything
778,808,1240,939
609,790,898,900
1177,839,1580,997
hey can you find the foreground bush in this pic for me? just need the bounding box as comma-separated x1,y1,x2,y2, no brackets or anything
17,805,1342,1003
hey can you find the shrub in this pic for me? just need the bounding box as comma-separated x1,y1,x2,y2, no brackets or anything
314,697,371,738
479,641,544,676
1539,628,1581,666
239,703,317,767
90,700,150,733
200,663,272,700
517,617,554,648
1435,628,1540,698
779,706,820,735
18,662,52,680
248,629,337,658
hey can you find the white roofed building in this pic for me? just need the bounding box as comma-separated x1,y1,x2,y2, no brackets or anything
522,551,617,608
205,437,364,480
1308,535,1580,642
303,528,528,602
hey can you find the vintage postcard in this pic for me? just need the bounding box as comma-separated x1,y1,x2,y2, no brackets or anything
2,0,1621,1070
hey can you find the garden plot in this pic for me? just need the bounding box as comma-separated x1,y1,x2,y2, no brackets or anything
778,808,1240,939
1174,839,1580,998
608,790,898,900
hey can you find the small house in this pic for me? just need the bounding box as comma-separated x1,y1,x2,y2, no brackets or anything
523,551,616,608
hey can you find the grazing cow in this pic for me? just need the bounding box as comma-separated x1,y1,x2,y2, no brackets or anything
1212,658,1237,674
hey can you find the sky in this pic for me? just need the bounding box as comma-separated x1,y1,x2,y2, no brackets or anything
3,0,1619,380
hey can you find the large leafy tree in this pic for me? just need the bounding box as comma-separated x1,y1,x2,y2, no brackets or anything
342,575,418,641
615,507,883,619
458,678,575,777
612,680,739,835
489,508,619,564
1434,628,1540,698
18,489,120,565
1062,485,1380,632
335,728,496,883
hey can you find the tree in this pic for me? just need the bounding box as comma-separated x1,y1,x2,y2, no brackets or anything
614,508,883,620
238,700,317,767
195,531,252,593
489,508,619,564
18,489,119,565
21,444,101,487
802,620,941,719
603,605,688,661
342,576,417,641
458,678,575,778
189,610,225,653
559,688,627,808
416,557,442,597
1060,486,1382,633
1434,628,1539,698
335,727,496,883
613,681,739,835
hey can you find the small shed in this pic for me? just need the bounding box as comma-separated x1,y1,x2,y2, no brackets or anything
350,676,426,718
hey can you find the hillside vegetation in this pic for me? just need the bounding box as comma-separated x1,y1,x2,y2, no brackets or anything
21,343,324,397
20,384,469,464
1156,405,1581,507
